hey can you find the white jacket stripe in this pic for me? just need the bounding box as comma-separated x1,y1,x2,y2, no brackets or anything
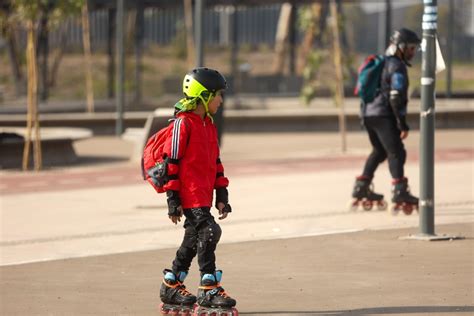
171,118,182,159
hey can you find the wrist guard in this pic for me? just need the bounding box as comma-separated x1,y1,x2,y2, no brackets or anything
215,187,229,205
398,115,409,131
166,190,181,216
215,187,232,213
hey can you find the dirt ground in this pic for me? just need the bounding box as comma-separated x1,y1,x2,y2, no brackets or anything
1,223,472,316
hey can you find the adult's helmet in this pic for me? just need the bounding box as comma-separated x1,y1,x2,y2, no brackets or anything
388,28,421,66
390,28,421,49
182,67,227,98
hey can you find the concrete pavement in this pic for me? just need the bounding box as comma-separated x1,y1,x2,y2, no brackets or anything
0,223,472,315
1,129,473,265
0,129,473,314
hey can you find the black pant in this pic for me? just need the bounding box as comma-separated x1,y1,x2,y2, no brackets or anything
362,116,406,180
172,207,222,275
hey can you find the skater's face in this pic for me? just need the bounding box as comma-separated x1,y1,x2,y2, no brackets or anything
404,43,418,61
208,91,223,115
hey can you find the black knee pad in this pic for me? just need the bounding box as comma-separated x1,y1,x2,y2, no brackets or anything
200,220,222,246
176,229,198,259
176,243,197,258
387,147,406,162
376,152,387,164
370,149,387,164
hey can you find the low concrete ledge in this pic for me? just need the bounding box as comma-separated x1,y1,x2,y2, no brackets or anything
0,104,472,135
0,127,92,169
0,112,149,135
224,107,474,132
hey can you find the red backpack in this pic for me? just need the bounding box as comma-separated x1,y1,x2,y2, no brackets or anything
141,118,189,193
141,123,172,193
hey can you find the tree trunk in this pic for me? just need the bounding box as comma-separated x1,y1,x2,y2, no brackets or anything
23,21,42,171
134,1,144,107
230,5,238,91
126,10,136,55
298,4,322,73
315,2,329,47
330,0,346,153
336,0,357,84
37,10,49,101
3,21,26,96
288,5,297,75
273,3,292,74
384,0,392,48
107,8,116,98
183,0,195,68
82,2,95,112
48,24,68,88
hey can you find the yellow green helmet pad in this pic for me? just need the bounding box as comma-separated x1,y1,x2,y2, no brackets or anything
176,67,227,119
183,74,208,99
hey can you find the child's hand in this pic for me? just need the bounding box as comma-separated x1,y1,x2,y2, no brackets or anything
169,205,183,225
217,202,230,220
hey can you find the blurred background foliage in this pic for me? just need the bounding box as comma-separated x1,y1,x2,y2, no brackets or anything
0,0,472,107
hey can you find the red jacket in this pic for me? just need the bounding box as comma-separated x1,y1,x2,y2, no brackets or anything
163,112,229,209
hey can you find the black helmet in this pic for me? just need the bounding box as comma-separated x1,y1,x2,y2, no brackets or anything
182,67,227,97
389,28,421,66
390,28,421,47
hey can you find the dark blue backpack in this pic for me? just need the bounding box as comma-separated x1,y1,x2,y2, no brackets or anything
354,54,386,104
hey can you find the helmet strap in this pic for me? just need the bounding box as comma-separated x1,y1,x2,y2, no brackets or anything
176,92,215,122
390,44,412,67
198,92,215,122
398,45,412,67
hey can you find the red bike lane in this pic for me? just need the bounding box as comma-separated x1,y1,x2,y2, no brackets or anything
0,148,472,195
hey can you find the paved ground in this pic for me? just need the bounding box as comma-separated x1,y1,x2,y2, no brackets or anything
0,129,473,315
1,223,472,316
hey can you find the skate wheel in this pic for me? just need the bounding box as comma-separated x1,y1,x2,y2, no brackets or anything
376,200,388,211
348,199,359,212
232,308,239,316
193,305,207,316
160,303,169,315
402,203,413,215
362,200,373,211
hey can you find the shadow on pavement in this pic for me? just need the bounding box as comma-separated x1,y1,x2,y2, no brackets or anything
240,305,474,315
0,156,129,171
75,155,129,165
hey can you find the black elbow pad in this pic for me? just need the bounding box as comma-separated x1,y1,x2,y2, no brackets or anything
389,92,409,131
389,91,403,111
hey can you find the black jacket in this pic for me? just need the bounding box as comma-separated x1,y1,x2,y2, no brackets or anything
363,55,409,121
